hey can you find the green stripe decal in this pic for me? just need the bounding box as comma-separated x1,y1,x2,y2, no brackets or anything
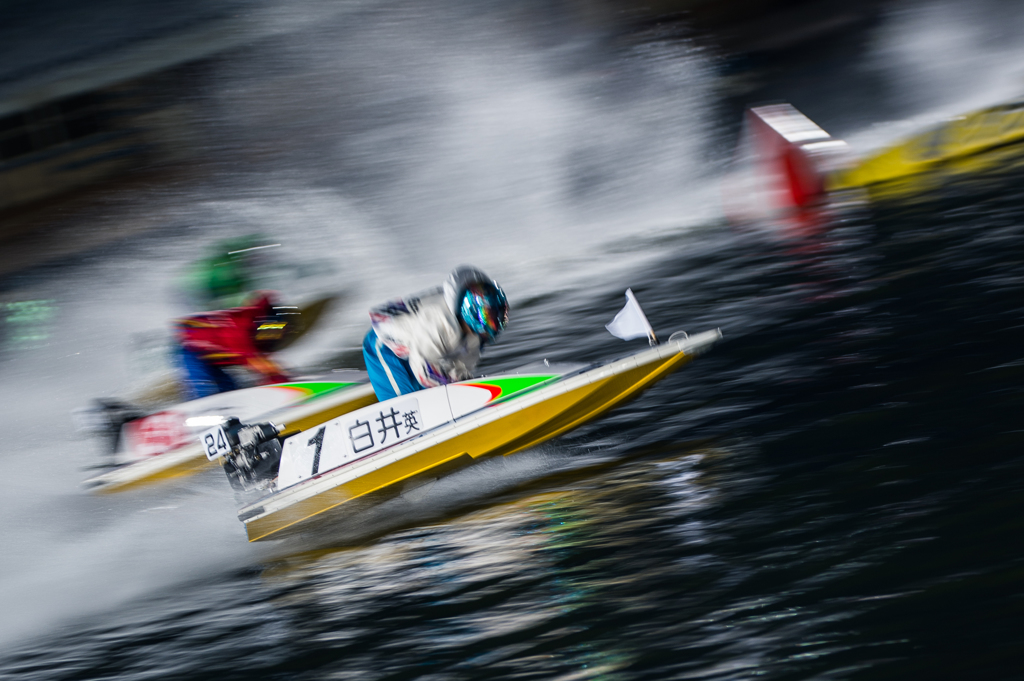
274,382,359,400
475,375,558,402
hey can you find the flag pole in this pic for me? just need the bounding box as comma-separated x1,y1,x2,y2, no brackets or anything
625,289,658,346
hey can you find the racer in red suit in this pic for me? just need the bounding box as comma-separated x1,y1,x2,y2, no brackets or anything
175,292,293,400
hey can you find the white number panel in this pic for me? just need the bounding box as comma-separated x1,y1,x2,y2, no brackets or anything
277,387,455,490
201,425,232,460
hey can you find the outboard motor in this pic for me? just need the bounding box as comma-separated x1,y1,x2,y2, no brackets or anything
72,399,147,456
209,418,284,493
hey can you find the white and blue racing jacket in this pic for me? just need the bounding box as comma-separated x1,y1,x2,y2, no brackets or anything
369,266,495,389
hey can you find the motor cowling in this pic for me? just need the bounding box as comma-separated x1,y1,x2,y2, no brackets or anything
723,104,851,229
217,417,283,493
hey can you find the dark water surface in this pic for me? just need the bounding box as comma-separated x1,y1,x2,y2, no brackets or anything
5,171,1024,679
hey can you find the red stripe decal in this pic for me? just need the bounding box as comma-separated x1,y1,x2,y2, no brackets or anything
462,383,502,402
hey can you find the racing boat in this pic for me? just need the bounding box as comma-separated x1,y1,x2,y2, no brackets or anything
77,286,370,493
724,100,1024,224
81,373,377,493
205,328,721,542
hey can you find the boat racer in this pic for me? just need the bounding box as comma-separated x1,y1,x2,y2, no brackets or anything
175,292,295,400
363,265,509,401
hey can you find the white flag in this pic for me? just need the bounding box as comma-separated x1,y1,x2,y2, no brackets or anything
605,289,656,343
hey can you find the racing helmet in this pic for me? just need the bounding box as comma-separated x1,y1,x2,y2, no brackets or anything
459,281,509,342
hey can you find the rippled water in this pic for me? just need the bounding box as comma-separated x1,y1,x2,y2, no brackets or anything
5,169,1024,679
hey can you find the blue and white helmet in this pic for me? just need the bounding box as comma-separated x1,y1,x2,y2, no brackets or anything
444,266,509,342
